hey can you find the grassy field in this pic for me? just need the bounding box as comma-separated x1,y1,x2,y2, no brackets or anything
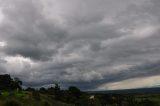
1,90,160,106
0,91,74,106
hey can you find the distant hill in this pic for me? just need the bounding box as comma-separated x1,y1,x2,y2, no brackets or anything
89,87,160,95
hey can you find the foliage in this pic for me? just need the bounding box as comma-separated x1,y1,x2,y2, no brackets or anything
0,74,22,90
54,83,62,100
39,87,46,93
25,87,35,92
12,78,23,90
68,86,81,98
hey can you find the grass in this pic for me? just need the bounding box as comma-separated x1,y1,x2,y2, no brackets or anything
1,91,27,97
1,91,10,97
0,91,74,106
1,90,160,106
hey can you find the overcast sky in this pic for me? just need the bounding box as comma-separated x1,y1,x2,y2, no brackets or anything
0,0,160,90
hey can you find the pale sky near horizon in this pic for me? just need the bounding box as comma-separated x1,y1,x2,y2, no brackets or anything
0,0,160,90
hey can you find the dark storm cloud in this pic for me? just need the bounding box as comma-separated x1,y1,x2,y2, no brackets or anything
0,0,68,61
0,0,160,90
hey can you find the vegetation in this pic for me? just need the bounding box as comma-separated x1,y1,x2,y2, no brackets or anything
0,74,160,106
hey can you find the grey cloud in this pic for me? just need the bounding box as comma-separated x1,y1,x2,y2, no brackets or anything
1,0,67,61
0,0,160,90
0,58,7,74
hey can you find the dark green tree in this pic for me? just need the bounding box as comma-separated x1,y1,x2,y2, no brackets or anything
68,86,81,98
25,87,35,92
39,87,46,93
0,74,13,90
12,77,23,90
54,83,62,100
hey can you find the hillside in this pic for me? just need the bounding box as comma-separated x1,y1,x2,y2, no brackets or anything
0,74,160,106
89,87,160,95
0,91,73,106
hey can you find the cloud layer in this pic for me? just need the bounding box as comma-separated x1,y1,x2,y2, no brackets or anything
0,0,160,90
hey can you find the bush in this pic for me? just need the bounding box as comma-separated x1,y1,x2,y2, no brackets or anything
5,100,20,106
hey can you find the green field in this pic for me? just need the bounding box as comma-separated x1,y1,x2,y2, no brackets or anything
0,91,74,106
1,90,160,106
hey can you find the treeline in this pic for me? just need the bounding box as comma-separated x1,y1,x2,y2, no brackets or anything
26,83,83,104
0,74,158,106
0,74,91,105
0,74,105,106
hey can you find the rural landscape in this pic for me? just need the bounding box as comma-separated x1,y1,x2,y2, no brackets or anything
0,74,160,106
1,0,160,105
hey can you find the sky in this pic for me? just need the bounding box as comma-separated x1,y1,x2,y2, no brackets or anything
0,0,160,90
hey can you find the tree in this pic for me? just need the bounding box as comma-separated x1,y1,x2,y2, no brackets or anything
25,87,35,92
0,74,23,90
0,74,13,90
39,87,46,93
68,86,81,98
12,77,23,90
54,83,61,100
